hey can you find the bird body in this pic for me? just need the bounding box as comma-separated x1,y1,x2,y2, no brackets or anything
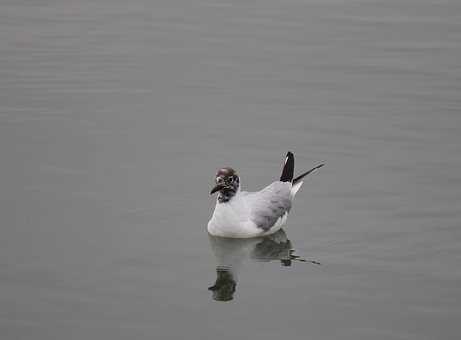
208,181,292,238
208,152,323,238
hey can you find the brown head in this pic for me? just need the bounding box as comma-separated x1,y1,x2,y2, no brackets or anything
210,167,240,202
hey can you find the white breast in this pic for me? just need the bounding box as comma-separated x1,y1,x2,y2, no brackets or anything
208,193,262,238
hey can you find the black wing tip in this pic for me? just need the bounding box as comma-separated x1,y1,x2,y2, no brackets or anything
292,163,325,184
280,151,295,182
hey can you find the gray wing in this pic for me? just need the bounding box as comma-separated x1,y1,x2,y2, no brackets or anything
246,182,292,231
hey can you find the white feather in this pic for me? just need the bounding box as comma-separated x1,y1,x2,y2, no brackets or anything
291,181,303,197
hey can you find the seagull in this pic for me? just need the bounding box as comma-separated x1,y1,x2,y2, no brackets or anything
208,152,324,238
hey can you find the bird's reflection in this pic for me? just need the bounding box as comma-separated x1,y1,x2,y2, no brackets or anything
208,229,318,301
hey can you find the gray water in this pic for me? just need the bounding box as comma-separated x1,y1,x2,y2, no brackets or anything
1,0,460,339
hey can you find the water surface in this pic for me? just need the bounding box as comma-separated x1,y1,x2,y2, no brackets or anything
1,0,460,339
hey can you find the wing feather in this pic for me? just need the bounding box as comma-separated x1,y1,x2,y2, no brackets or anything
246,182,292,231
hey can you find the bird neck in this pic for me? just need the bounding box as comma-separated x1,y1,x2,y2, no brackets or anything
217,185,240,203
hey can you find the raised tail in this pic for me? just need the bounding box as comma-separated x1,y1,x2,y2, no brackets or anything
280,151,295,182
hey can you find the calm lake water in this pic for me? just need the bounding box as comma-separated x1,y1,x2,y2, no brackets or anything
1,0,460,339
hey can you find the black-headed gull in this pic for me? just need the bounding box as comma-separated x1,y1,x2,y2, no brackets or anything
208,152,324,238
